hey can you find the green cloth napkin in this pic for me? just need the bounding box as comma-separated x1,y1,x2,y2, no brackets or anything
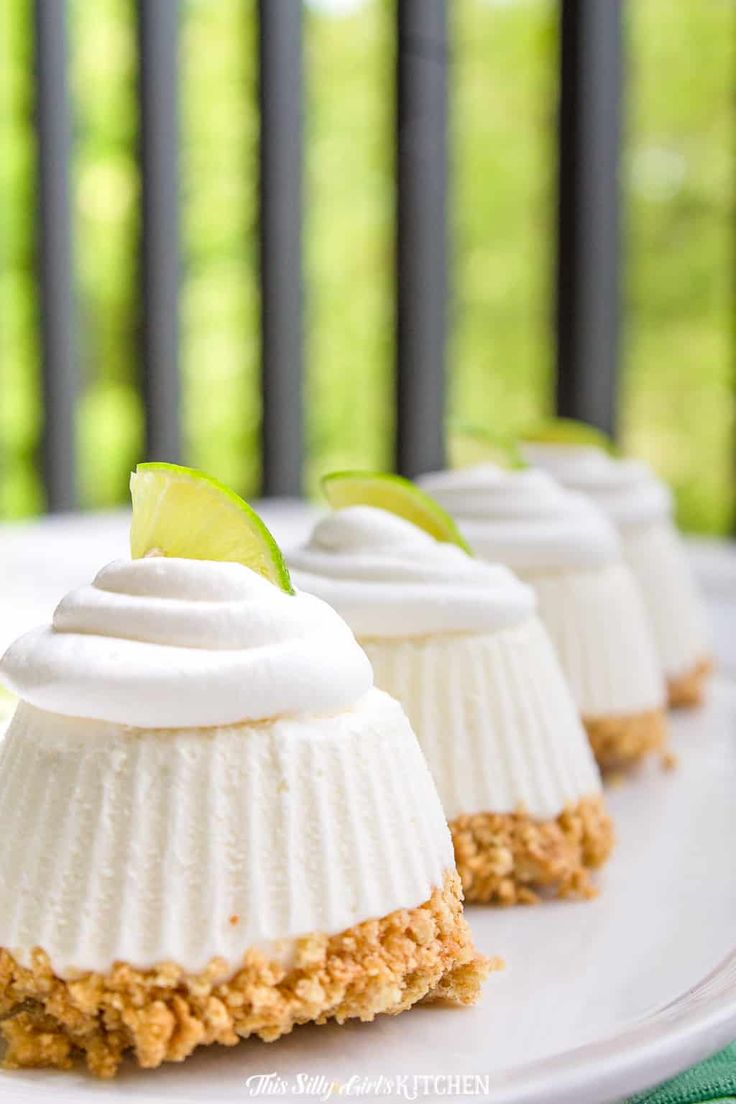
627,1042,736,1103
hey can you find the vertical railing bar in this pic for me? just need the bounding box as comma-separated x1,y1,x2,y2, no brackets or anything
33,0,77,511
258,0,304,497
555,0,623,437
137,0,181,463
395,0,448,478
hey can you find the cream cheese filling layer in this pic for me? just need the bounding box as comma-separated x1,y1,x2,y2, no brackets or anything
0,691,453,977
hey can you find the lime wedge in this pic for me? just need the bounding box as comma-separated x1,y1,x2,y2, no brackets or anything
0,686,16,723
321,470,472,554
129,462,294,593
449,423,527,471
522,418,615,453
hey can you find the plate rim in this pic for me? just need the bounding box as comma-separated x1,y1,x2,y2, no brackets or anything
486,943,736,1104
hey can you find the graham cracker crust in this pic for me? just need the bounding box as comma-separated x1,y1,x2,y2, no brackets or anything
584,708,670,772
667,657,713,709
0,871,492,1079
450,795,613,906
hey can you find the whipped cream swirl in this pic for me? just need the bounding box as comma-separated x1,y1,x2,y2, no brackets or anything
521,444,672,528
288,506,535,637
0,558,373,727
419,465,620,570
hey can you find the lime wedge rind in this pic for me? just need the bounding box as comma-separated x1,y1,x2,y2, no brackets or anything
522,418,616,454
449,422,528,471
130,462,294,594
321,470,473,556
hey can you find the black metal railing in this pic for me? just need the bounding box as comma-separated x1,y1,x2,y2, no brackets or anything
33,0,77,510
259,0,304,496
29,0,622,513
396,0,448,478
138,0,182,466
555,0,621,436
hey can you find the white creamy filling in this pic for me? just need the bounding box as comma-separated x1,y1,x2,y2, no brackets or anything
288,505,535,637
0,692,453,977
363,617,602,820
622,521,710,677
419,465,621,571
0,557,373,727
520,562,666,716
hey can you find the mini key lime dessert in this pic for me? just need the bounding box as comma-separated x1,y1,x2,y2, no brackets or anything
522,419,712,707
0,464,489,1078
289,471,613,905
419,454,669,772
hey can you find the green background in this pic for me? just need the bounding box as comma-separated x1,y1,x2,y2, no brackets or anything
1,0,734,531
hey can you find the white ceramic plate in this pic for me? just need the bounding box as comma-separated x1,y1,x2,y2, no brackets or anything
1,680,735,1104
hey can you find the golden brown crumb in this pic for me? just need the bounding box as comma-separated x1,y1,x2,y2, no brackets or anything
450,795,613,906
584,708,669,772
0,871,492,1079
667,656,713,709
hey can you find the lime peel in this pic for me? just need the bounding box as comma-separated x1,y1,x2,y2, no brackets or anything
522,418,616,454
129,462,294,594
321,470,472,555
449,423,527,471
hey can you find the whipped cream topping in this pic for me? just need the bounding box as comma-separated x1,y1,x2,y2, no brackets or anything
0,557,373,727
419,465,620,571
288,505,535,637
521,444,672,528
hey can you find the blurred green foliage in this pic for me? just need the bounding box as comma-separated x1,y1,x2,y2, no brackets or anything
451,0,557,446
1,0,41,516
1,0,734,531
305,0,394,493
73,0,141,507
623,0,736,533
180,0,260,495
